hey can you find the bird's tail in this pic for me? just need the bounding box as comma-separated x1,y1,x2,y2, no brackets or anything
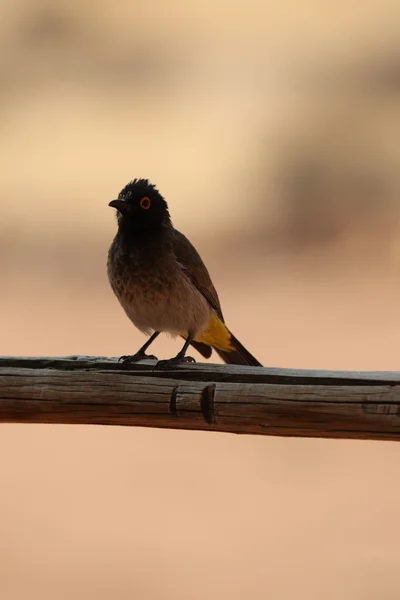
185,313,262,366
213,331,262,367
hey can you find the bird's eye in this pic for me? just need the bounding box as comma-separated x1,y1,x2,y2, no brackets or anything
140,197,151,210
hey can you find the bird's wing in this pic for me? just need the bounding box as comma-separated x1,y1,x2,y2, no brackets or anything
172,228,224,322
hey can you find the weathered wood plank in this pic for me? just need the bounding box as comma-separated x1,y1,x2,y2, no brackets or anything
0,356,399,440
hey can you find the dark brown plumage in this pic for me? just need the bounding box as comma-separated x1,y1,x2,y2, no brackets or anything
107,178,262,368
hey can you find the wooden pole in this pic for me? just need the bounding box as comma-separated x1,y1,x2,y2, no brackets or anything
0,356,399,440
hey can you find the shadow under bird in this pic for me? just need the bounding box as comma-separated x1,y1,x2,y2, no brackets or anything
107,178,262,368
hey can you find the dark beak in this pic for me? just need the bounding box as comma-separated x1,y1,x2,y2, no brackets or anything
108,199,132,214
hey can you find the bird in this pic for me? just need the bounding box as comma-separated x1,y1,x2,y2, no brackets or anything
107,178,262,368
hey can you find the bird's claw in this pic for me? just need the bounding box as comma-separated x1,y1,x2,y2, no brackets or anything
154,355,196,369
182,356,196,363
118,353,158,364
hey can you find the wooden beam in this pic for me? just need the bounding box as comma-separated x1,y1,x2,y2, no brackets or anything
0,356,400,440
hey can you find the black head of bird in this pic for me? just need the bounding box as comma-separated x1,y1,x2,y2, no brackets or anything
108,178,170,233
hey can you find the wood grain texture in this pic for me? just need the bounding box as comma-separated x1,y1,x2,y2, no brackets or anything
0,356,400,440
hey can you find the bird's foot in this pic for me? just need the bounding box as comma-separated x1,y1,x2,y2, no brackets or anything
118,352,158,364
155,355,196,370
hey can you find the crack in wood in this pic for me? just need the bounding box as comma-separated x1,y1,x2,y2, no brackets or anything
169,386,178,417
200,384,216,425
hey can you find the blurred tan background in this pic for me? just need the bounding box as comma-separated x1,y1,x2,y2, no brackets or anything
1,1,400,599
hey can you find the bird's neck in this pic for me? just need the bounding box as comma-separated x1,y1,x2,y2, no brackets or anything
117,218,173,254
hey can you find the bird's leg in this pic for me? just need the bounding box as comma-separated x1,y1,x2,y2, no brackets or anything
119,331,160,363
155,333,196,369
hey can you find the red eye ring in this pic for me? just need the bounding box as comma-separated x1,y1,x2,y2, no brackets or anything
140,196,151,210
